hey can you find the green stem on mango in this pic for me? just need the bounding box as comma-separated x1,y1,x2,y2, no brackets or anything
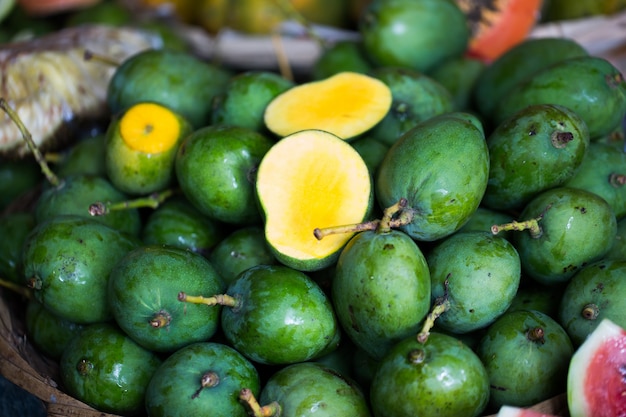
0,98,61,187
0,277,32,299
178,292,239,308
239,388,282,417
89,188,176,216
526,327,545,344
191,371,220,399
417,277,451,344
313,198,413,240
491,204,552,239
83,49,122,67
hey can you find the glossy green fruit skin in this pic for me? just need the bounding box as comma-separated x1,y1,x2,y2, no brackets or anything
513,187,617,285
107,49,231,128
25,299,85,360
311,41,373,80
484,104,590,211
208,226,276,286
34,174,142,237
473,37,588,119
375,112,489,241
456,207,514,240
221,264,339,365
55,135,107,179
370,332,489,417
427,55,485,112
558,259,626,347
360,0,469,73
505,283,564,319
332,229,431,360
141,197,225,257
175,125,274,225
60,323,162,416
0,212,34,283
493,56,626,139
605,216,626,260
563,141,626,218
23,215,141,324
104,107,193,195
145,342,260,417
108,245,225,353
259,362,371,417
476,310,574,410
427,231,521,334
368,66,454,146
210,70,294,132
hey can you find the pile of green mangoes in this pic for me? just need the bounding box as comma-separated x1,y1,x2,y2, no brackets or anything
2,0,626,416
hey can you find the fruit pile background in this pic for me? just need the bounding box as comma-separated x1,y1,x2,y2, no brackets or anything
1,1,626,417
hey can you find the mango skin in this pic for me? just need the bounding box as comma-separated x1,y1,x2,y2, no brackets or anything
427,231,521,334
221,264,339,365
493,56,626,139
484,104,590,211
23,215,141,324
473,37,588,118
360,0,469,73
563,141,626,219
476,310,574,410
375,112,489,241
332,229,431,360
514,187,617,285
370,332,489,417
259,362,371,417
558,259,626,347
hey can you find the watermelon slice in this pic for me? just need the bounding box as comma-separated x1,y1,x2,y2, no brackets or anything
496,405,560,416
567,318,626,417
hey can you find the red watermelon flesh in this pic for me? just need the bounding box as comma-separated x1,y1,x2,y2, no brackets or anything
567,318,626,417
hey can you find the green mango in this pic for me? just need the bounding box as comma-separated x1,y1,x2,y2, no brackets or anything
605,216,626,260
505,282,565,319
25,299,85,360
311,40,374,80
23,215,141,324
367,66,454,147
0,212,35,284
60,323,162,416
34,174,142,237
370,332,490,417
208,226,276,286
359,0,469,73
210,70,294,132
258,362,371,417
332,228,431,360
427,55,485,112
107,49,231,128
145,342,260,417
472,37,588,119
349,136,389,176
219,264,339,365
512,187,617,285
427,231,521,334
476,310,573,410
492,56,626,139
456,206,514,240
54,135,107,179
142,197,226,257
375,112,489,241
108,245,225,353
563,141,626,218
558,259,626,347
483,104,590,211
175,125,274,225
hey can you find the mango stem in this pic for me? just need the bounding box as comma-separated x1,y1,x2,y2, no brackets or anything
89,188,175,216
417,277,450,344
491,204,552,239
313,198,413,240
178,292,239,308
83,49,121,67
239,388,281,417
0,277,32,299
0,98,61,187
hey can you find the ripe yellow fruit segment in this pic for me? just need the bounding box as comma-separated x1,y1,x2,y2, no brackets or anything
120,102,181,154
